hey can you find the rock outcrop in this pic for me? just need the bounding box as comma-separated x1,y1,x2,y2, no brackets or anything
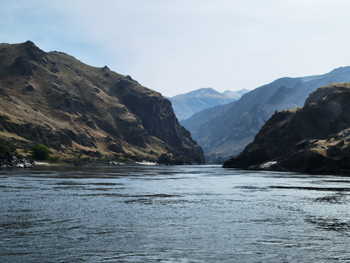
0,142,34,168
0,152,35,168
223,83,350,173
0,41,205,164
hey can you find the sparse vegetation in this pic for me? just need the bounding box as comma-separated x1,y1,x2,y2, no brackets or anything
49,155,61,163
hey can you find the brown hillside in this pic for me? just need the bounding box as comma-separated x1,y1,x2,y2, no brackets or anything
0,41,205,164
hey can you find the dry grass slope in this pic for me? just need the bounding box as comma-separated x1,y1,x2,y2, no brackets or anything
0,41,205,164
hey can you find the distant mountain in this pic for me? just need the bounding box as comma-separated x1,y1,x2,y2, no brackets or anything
224,83,350,173
179,88,249,134
222,89,250,100
0,41,205,164
180,102,234,133
169,88,237,121
192,67,350,163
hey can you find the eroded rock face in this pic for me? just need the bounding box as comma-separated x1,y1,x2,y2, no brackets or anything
108,143,125,154
13,56,33,77
110,81,205,163
23,40,47,64
223,83,350,173
115,85,188,146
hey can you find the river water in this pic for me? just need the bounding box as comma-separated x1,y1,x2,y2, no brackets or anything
1,165,350,262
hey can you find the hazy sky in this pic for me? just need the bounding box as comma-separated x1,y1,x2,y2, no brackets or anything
2,0,350,97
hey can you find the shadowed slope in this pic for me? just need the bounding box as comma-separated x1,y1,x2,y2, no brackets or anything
224,83,350,173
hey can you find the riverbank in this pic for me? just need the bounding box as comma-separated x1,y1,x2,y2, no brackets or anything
0,152,34,168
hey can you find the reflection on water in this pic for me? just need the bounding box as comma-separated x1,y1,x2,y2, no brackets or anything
1,165,350,262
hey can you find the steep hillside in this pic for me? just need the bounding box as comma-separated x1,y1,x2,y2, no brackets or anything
180,88,249,133
0,41,205,164
180,102,234,133
194,77,303,161
223,83,350,173
193,67,350,162
169,88,236,121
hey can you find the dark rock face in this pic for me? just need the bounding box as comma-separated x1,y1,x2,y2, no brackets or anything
109,78,205,163
13,56,33,77
59,90,86,115
108,143,125,153
85,120,96,130
25,85,34,92
65,129,96,148
50,61,59,73
81,150,101,158
118,89,182,146
24,40,47,64
223,83,350,173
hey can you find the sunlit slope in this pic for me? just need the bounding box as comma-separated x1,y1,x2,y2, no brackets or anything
0,41,205,164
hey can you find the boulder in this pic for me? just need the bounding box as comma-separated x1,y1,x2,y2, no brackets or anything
0,152,35,168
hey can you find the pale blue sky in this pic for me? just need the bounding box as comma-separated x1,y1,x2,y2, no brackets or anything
1,0,350,97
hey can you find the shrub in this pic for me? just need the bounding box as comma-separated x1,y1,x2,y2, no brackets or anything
158,153,171,165
31,144,50,160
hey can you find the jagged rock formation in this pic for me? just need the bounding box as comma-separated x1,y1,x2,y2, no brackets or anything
0,41,205,164
223,83,350,173
193,67,350,162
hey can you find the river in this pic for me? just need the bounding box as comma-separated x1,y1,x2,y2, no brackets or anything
1,165,350,262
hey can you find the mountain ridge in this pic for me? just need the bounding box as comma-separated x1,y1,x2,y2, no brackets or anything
222,89,250,100
169,87,240,121
192,67,350,163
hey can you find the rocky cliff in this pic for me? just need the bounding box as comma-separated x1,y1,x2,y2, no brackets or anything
0,41,205,164
223,83,350,173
